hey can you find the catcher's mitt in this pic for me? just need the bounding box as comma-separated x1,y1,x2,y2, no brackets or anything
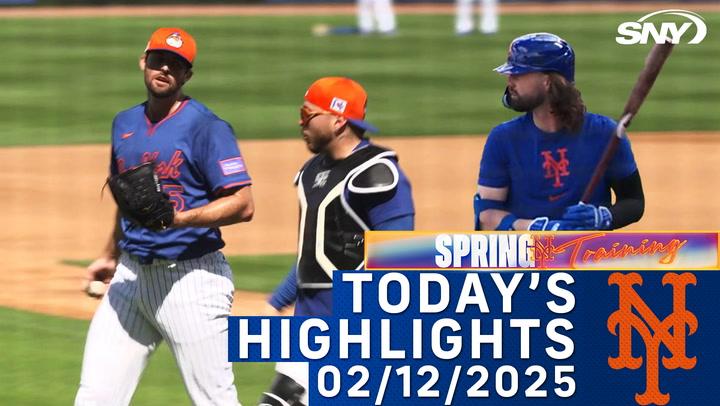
107,162,174,231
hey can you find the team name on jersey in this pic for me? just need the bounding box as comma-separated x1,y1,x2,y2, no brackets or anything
153,150,185,180
116,150,185,180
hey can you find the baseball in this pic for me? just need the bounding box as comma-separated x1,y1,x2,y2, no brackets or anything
311,23,331,37
87,280,107,298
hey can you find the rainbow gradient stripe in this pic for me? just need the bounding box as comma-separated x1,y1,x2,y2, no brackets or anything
365,231,719,270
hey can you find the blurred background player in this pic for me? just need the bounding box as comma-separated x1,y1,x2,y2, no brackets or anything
358,0,396,34
258,77,414,406
313,0,396,36
75,28,254,406
456,0,499,35
474,32,644,231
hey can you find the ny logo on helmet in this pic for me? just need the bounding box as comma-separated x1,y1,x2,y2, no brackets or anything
541,148,570,188
616,9,707,45
607,272,697,406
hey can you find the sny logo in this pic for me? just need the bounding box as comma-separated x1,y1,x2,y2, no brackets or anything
616,9,707,45
541,148,570,188
607,272,697,406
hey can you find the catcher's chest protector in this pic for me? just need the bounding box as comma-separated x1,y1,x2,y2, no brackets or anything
296,145,389,288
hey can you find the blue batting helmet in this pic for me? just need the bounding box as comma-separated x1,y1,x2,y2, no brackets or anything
494,32,575,82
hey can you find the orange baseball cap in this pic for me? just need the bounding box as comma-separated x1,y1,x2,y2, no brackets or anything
145,27,197,66
304,77,378,133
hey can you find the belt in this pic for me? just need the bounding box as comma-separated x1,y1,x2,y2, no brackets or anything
123,253,171,265
122,251,220,266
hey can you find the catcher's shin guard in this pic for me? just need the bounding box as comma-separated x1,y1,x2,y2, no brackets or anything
258,373,306,406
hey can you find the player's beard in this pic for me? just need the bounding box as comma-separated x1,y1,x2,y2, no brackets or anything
306,136,331,154
145,76,182,99
303,130,332,154
507,90,546,112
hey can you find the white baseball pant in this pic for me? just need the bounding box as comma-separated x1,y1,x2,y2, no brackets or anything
358,0,397,34
456,0,499,34
75,251,239,406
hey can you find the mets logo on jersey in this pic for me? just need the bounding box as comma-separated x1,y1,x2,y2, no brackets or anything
607,272,698,406
541,148,570,187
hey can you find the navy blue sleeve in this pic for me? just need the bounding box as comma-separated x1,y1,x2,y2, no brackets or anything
268,264,298,310
196,119,252,194
478,127,510,188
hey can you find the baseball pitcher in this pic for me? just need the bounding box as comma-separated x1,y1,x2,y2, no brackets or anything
75,28,254,406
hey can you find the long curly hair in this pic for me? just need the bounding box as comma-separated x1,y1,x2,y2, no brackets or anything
547,73,586,134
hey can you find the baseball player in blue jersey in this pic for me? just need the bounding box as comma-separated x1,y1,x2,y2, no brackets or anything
258,77,415,406
75,28,254,406
474,32,644,231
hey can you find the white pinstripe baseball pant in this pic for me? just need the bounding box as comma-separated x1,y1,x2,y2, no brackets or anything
75,251,240,406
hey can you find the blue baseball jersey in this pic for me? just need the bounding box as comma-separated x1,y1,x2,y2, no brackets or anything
478,112,637,220
110,98,252,262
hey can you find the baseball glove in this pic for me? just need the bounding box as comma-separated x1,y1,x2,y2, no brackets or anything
107,162,174,231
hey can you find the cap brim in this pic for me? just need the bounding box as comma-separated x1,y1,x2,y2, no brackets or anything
493,62,536,76
348,118,379,133
146,47,193,66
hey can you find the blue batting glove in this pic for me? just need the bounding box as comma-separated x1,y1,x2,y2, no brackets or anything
527,217,583,231
562,203,613,230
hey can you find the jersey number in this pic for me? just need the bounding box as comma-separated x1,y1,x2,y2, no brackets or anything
162,184,186,212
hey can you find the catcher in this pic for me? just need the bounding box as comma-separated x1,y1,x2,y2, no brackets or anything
259,77,415,406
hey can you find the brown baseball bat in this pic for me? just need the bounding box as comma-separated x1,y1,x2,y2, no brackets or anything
580,41,674,203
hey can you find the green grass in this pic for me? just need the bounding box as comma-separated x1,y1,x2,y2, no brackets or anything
226,253,295,292
62,253,295,293
0,306,275,405
1,13,718,146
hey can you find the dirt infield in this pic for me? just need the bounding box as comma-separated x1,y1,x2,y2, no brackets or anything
1,2,719,18
1,133,719,320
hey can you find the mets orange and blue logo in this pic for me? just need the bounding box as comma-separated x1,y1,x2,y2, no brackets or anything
541,148,570,188
608,272,697,405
